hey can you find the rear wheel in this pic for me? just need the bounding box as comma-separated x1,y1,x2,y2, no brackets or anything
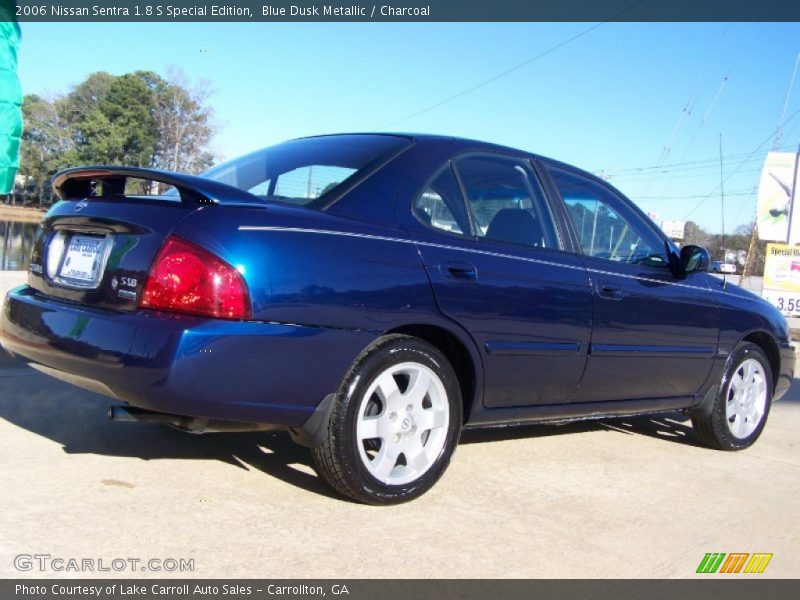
312,335,462,504
691,342,772,450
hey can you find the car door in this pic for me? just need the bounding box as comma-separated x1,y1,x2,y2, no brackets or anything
409,153,592,408
543,162,719,403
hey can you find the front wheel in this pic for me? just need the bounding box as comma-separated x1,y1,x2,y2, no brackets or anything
312,335,462,504
691,342,773,450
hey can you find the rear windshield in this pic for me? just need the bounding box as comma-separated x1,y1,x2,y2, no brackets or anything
200,134,412,208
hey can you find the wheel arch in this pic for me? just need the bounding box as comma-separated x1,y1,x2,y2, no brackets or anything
386,323,481,423
741,330,780,391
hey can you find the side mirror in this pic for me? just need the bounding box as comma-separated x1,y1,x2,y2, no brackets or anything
680,245,710,275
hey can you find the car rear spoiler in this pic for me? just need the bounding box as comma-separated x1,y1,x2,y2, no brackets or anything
52,166,264,205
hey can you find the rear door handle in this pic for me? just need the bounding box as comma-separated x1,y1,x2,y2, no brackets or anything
446,261,478,280
598,283,623,300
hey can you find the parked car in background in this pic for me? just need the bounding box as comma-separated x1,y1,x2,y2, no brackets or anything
711,260,737,274
0,134,794,504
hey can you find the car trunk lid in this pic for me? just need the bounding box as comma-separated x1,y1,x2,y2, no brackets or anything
26,166,262,311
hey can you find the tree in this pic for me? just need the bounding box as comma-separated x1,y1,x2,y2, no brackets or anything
677,220,766,275
16,69,217,204
682,221,712,248
78,71,159,167
62,71,114,128
18,94,79,205
152,67,216,178
733,221,767,276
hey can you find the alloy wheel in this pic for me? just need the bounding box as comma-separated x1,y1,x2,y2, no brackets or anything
725,358,768,439
355,361,450,485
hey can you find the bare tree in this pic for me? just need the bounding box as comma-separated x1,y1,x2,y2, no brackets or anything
153,67,216,180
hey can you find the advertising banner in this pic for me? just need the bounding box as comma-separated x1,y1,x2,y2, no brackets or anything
762,243,800,315
660,220,685,239
0,18,22,195
756,152,799,242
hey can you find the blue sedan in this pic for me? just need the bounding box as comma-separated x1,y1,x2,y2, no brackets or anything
1,134,794,503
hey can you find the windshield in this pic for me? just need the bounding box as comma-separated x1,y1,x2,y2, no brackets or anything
198,134,412,208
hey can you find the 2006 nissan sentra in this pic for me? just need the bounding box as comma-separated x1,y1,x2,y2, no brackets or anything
1,133,794,504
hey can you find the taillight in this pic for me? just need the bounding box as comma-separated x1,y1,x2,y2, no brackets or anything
140,236,250,320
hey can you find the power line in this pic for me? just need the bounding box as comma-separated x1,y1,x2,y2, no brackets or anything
633,189,753,200
652,68,733,211
730,185,759,225
609,165,763,183
682,104,800,220
610,163,759,179
652,26,752,209
741,54,800,282
639,24,735,199
773,53,800,149
377,0,650,130
600,143,799,175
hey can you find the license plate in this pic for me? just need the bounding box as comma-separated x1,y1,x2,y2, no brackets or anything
59,235,106,285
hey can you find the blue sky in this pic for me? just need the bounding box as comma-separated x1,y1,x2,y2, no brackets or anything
15,22,800,232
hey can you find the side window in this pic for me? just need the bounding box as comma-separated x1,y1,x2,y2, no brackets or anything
413,164,471,235
247,179,271,196
455,154,560,249
547,166,666,266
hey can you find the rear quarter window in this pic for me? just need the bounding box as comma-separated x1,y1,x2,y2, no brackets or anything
200,134,413,208
413,164,471,236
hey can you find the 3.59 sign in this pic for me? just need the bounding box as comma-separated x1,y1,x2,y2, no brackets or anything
762,290,800,316
776,296,800,313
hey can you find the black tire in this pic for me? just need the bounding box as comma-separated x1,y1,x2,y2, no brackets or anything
691,342,773,451
311,334,462,504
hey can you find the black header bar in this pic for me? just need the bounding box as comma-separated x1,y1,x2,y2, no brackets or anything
8,0,800,23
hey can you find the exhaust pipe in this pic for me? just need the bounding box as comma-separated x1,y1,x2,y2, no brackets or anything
108,406,176,424
107,406,279,434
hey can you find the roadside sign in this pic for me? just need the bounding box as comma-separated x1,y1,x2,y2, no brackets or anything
762,242,800,315
757,151,800,242
660,219,686,239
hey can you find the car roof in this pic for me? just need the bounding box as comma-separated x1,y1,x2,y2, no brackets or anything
292,131,544,157
290,132,603,186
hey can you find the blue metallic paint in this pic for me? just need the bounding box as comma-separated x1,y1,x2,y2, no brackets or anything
1,284,377,425
0,134,794,432
572,256,719,403
412,229,592,408
709,276,795,401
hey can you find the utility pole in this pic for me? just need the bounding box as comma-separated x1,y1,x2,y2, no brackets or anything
740,53,800,286
306,166,314,199
774,54,800,151
788,142,800,246
720,133,727,288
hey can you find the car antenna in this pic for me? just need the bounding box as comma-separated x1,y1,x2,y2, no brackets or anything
719,132,727,290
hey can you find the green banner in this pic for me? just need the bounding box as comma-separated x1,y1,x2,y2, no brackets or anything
0,4,22,195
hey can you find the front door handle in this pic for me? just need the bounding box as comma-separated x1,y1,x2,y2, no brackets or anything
598,283,623,300
446,261,478,280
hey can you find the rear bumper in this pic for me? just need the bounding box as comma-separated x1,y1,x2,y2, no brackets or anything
0,285,377,426
775,341,796,401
